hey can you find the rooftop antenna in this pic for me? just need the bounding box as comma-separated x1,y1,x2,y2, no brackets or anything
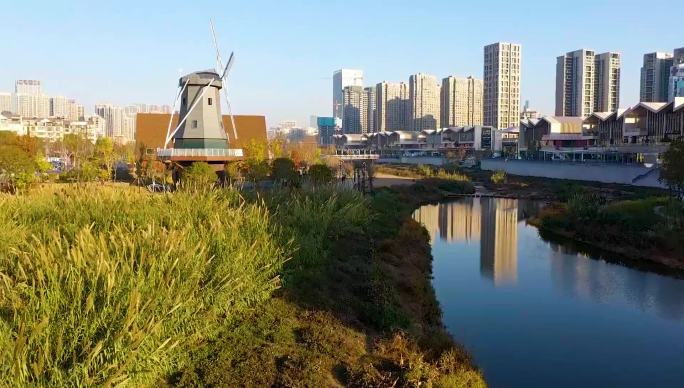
210,18,238,140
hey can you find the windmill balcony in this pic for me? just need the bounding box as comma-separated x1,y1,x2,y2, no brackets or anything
156,147,244,162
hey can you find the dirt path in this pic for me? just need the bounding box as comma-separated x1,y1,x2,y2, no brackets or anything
373,173,416,188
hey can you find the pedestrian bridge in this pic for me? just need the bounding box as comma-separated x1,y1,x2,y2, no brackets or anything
325,150,380,161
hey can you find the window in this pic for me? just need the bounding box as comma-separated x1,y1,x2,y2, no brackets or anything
208,97,213,106
192,120,198,129
182,97,186,106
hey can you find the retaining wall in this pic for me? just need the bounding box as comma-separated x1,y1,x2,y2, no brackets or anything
480,159,665,188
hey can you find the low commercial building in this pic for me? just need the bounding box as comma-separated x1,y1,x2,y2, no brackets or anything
519,116,585,158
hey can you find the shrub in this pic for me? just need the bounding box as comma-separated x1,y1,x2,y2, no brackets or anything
490,170,507,184
417,164,433,177
181,162,216,190
271,157,298,186
308,164,333,185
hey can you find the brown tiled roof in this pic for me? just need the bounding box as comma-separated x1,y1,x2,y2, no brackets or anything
135,113,267,155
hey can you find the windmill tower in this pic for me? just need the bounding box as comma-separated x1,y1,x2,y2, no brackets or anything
158,21,242,179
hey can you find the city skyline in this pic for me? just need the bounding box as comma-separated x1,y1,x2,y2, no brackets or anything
2,0,682,127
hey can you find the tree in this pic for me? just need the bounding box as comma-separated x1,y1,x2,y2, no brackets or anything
181,162,217,191
245,160,269,186
94,137,115,181
244,139,268,163
225,162,242,184
0,145,38,193
271,157,298,186
61,133,92,169
308,164,333,185
661,139,684,199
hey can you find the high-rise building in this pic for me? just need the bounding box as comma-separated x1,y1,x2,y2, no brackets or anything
68,100,85,121
555,49,595,117
15,93,50,118
440,76,483,127
342,85,365,134
50,96,68,118
0,93,12,113
409,73,440,131
641,52,674,103
317,116,341,146
363,86,376,133
484,42,521,129
595,52,621,112
95,104,126,138
13,80,51,118
15,80,41,95
674,47,684,65
376,81,409,131
670,47,684,102
333,69,363,120
556,49,621,116
670,63,684,101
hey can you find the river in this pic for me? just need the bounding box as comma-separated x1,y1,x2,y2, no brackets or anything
413,197,684,388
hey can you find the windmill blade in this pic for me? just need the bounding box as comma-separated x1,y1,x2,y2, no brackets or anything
209,18,223,73
164,78,190,149
221,52,235,79
208,19,238,140
224,91,239,139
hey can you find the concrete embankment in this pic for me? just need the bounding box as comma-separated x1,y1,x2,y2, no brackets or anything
481,159,666,188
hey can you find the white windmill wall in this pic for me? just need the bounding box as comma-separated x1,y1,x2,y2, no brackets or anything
174,71,229,149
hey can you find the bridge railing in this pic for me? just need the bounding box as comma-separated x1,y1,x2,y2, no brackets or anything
156,148,244,159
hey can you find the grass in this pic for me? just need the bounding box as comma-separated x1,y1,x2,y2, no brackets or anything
0,185,288,386
1,182,485,386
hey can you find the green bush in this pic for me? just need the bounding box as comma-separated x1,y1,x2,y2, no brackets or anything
271,157,298,186
417,164,433,177
308,164,333,185
181,162,216,190
490,170,507,184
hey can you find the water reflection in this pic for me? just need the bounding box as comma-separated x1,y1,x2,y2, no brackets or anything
547,242,684,321
413,198,527,286
413,197,684,320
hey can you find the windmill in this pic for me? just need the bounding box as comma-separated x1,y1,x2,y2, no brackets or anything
158,20,243,179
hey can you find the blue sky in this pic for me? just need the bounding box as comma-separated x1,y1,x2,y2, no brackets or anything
2,0,681,127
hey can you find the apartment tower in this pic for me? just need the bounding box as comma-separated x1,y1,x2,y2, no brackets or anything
555,49,621,116
14,80,49,118
484,42,521,129
363,86,376,133
375,81,409,131
595,52,621,112
333,69,363,121
409,73,440,131
440,76,484,127
341,85,365,134
0,93,12,113
640,52,674,102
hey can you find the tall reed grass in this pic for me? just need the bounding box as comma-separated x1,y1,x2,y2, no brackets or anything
0,186,288,386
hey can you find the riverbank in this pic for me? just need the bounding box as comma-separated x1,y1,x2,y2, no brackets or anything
0,184,484,386
377,164,684,275
376,163,665,201
173,182,484,386
530,198,684,274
